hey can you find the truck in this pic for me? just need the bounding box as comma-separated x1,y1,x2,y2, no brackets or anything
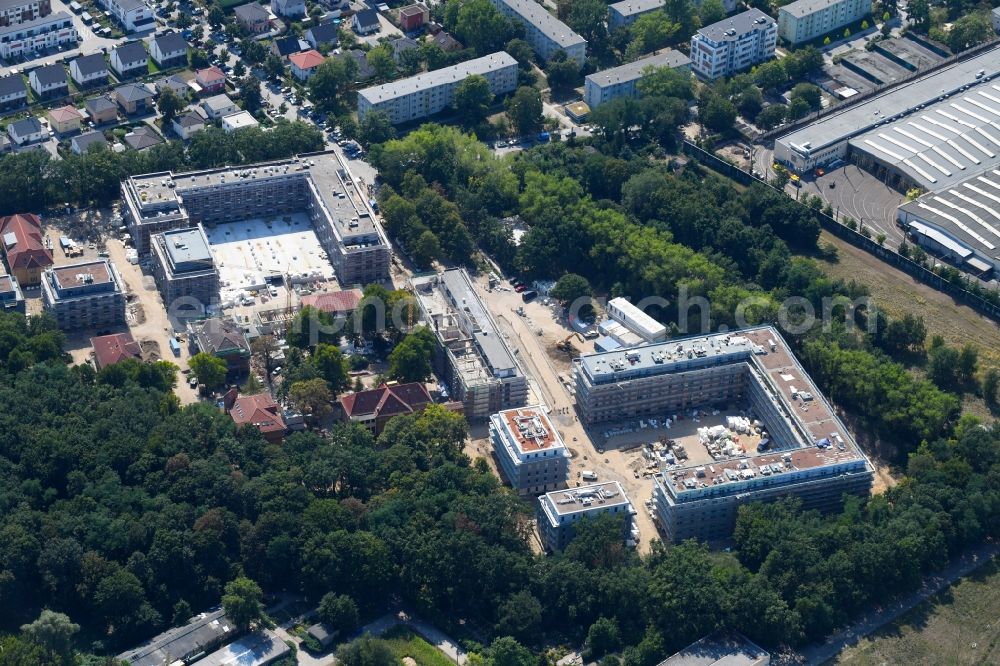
169,338,181,357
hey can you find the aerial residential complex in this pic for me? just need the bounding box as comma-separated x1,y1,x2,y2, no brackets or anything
0,11,76,59
690,9,777,81
40,260,127,330
490,405,570,494
488,0,586,65
150,225,220,309
571,326,872,542
121,152,390,286
357,52,518,124
583,49,690,109
537,481,636,551
777,0,871,45
0,0,51,27
607,0,662,30
411,269,528,421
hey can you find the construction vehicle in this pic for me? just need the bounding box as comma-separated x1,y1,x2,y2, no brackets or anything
556,332,585,352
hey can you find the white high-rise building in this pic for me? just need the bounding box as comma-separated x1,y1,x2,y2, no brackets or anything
778,0,871,45
690,9,777,80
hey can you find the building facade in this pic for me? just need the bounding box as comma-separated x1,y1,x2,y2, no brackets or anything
490,405,570,495
339,382,434,434
150,225,219,310
357,51,518,124
777,0,871,44
690,9,777,80
0,0,51,27
0,73,27,109
69,53,109,87
583,49,690,109
489,0,586,65
537,481,635,551
40,260,126,330
187,317,251,375
28,62,67,97
0,212,52,285
0,11,76,58
0,274,25,313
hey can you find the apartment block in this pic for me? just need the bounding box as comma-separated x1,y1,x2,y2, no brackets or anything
690,9,777,80
150,225,219,310
357,51,518,124
0,12,76,59
489,0,586,65
0,274,25,314
490,405,569,495
537,481,635,551
778,0,871,45
583,49,690,109
0,0,51,27
411,269,528,421
41,260,126,330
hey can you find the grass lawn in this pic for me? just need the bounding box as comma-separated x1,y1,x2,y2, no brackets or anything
830,559,1000,665
382,626,455,666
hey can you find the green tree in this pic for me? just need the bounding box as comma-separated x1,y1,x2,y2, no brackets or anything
699,95,737,132
208,4,225,27
506,86,543,136
388,326,436,382
983,368,999,405
505,38,534,69
188,352,227,388
486,637,535,666
157,87,184,124
239,75,263,114
495,590,543,643
251,334,279,374
314,342,349,392
454,74,494,123
790,82,822,110
545,50,581,90
288,378,334,420
336,635,396,666
367,44,396,81
948,12,992,52
221,576,266,632
264,53,285,80
358,110,396,146
318,593,359,635
567,0,609,48
625,10,680,60
698,0,727,25
451,0,517,55
550,273,592,303
754,60,788,92
586,617,622,659
20,610,79,665
412,229,442,268
637,65,694,100
755,103,787,130
176,12,192,29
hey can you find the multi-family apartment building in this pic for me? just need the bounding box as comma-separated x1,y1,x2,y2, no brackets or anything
777,0,871,45
607,0,662,31
410,269,528,421
0,0,51,27
357,51,518,124
583,49,690,109
490,405,570,495
0,274,25,314
40,260,126,330
150,225,219,310
97,0,153,32
488,0,586,65
121,152,391,285
0,12,76,59
537,481,636,551
690,9,777,80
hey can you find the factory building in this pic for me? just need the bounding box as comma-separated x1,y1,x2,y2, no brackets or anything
411,269,528,421
488,0,586,65
489,405,570,494
150,225,219,310
583,50,690,109
690,9,777,81
40,260,126,330
537,481,636,551
777,0,871,45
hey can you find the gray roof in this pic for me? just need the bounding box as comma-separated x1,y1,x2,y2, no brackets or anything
86,95,117,113
353,8,378,27
10,117,42,136
161,226,212,266
697,8,774,42
32,64,66,86
117,609,236,666
441,268,517,375
235,2,270,21
113,41,148,64
272,35,303,56
493,0,586,50
118,0,146,12
342,49,375,79
116,83,155,102
307,21,340,44
656,632,770,666
608,0,662,18
152,32,188,54
358,51,516,105
203,93,236,111
174,110,205,128
72,53,108,76
124,126,163,149
0,74,26,97
779,0,862,19
73,130,108,152
585,50,690,89
0,10,73,36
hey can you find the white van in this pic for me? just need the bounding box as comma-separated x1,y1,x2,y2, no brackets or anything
581,470,598,481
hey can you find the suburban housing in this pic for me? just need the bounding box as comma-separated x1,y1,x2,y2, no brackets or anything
0,212,53,285
0,11,76,59
339,381,435,434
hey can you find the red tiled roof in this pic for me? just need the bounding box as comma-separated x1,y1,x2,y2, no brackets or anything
231,392,286,434
300,288,363,314
289,49,325,70
0,213,53,271
340,382,432,419
49,105,83,123
91,332,142,370
196,66,225,83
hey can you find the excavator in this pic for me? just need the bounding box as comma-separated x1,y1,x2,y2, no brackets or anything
556,332,585,353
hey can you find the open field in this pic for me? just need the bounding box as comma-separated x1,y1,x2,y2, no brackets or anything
829,559,1000,665
382,627,455,666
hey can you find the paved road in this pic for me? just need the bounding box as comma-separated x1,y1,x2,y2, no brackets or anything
785,541,1000,665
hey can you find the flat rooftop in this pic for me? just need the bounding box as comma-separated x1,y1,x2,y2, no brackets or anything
842,50,911,85
0,274,17,295
542,481,632,516
439,269,517,374
777,44,1000,160
697,8,774,42
876,36,945,71
494,405,564,453
162,226,212,265
585,50,690,89
780,0,856,18
194,630,289,666
656,632,770,666
50,261,113,290
359,51,516,105
117,609,233,666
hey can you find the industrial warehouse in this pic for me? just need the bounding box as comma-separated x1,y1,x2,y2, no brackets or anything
572,326,873,543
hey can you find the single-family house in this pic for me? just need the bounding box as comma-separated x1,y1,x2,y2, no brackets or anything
113,82,155,114
271,35,306,59
71,130,108,154
432,30,462,52
91,332,142,369
110,41,148,78
299,288,362,316
270,0,305,18
107,0,154,32
225,390,287,444
289,49,325,81
201,93,238,119
123,125,162,150
6,117,46,145
234,2,271,34
69,53,109,87
187,317,251,376
28,63,67,98
47,105,84,134
148,31,188,68
155,73,190,97
221,110,258,132
0,213,53,286
305,21,339,49
398,3,429,31
352,8,379,35
85,95,118,125
339,382,434,434
0,74,27,110
172,110,205,139
195,65,225,94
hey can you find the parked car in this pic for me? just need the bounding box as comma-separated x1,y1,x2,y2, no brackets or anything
514,284,527,293
521,290,537,302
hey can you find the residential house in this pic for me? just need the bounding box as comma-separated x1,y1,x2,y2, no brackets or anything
0,0,52,27
398,3,429,32
271,35,306,59
339,382,434,434
28,63,67,98
289,49,325,81
225,390,287,443
71,130,108,154
0,275,25,314
431,30,461,52
187,316,251,376
113,82,154,114
6,116,46,145
352,8,379,35
172,110,205,139
155,73,190,97
390,36,418,63
0,12,77,59
234,2,270,34
195,65,225,94
305,21,339,49
148,31,188,68
488,0,586,64
340,48,374,80
270,0,305,18
0,74,27,110
0,213,53,285
778,0,872,44
103,0,154,32
91,331,142,369
47,104,83,134
201,93,238,119
123,126,162,150
110,41,148,78
84,95,118,125
68,53,109,87
221,110,258,132
299,288,362,317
